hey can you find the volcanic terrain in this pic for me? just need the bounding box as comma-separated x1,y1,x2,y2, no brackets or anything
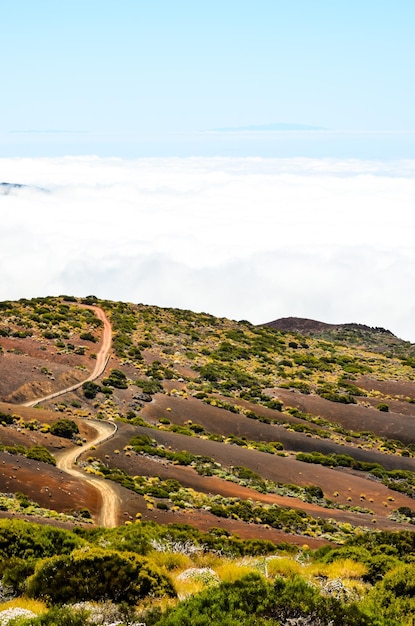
1,297,415,548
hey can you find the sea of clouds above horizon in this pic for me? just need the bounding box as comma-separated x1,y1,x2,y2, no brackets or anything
2,155,415,341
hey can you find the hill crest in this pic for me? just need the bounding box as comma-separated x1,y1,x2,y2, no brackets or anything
263,316,394,335
261,316,414,358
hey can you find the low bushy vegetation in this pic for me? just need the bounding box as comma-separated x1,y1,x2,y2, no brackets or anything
4,297,415,623
151,573,382,626
296,451,415,500
0,518,414,624
26,548,175,605
0,443,55,466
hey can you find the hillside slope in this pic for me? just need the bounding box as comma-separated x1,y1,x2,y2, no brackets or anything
0,297,415,546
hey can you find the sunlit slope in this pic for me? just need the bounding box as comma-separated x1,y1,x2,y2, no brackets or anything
0,296,415,542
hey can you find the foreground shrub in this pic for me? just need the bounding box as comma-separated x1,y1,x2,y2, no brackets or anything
0,556,36,594
26,548,175,605
152,573,385,626
153,573,272,625
12,601,139,626
366,563,415,624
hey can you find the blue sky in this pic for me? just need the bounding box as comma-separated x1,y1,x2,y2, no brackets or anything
2,1,415,142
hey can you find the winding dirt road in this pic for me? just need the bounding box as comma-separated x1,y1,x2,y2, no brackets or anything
23,304,112,408
21,304,121,527
55,419,120,527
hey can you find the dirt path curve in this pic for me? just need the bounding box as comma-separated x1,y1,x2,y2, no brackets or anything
23,304,112,408
21,304,120,527
55,420,120,527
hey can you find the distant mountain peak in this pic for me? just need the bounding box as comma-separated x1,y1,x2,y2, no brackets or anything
211,123,328,132
0,182,47,195
0,182,26,193
263,316,394,336
261,316,414,357
263,317,336,333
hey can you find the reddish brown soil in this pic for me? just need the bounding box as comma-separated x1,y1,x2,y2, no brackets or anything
142,394,415,473
92,421,415,533
0,402,105,518
115,489,328,549
0,401,97,449
264,317,337,333
0,303,108,405
356,375,415,400
269,388,415,444
0,452,100,516
0,346,89,404
2,307,415,546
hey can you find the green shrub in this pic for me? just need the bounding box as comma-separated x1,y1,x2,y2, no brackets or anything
156,502,169,510
82,381,101,399
79,332,97,343
376,403,390,412
26,548,175,605
154,573,382,625
363,554,401,584
49,419,79,439
0,520,82,560
304,485,324,501
102,369,128,389
135,378,163,394
26,446,56,466
0,411,14,425
130,434,155,448
0,556,36,594
367,563,415,623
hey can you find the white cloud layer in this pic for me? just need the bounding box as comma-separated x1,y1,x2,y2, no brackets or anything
1,156,415,340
